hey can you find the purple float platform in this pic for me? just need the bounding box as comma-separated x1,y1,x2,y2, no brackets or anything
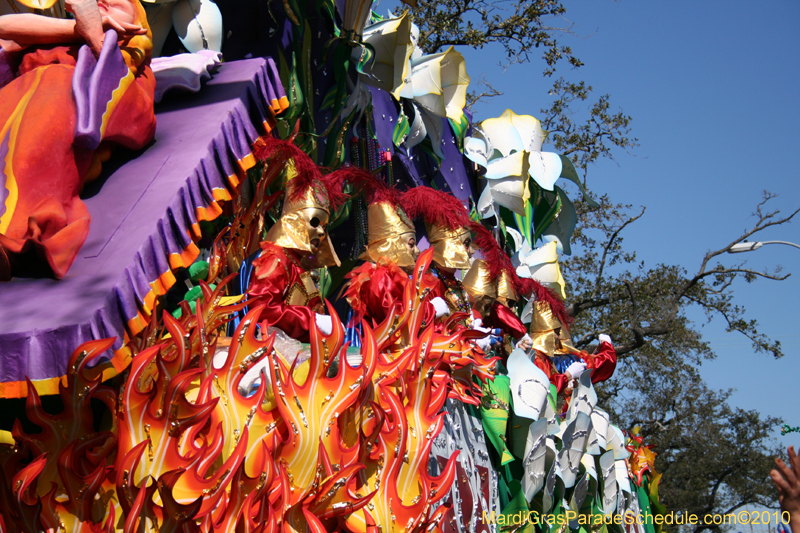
0,58,287,397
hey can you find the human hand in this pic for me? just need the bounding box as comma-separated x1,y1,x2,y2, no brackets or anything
771,445,800,528
65,0,104,54
565,361,587,381
315,313,332,335
515,334,532,352
430,297,450,318
0,38,26,53
102,14,147,37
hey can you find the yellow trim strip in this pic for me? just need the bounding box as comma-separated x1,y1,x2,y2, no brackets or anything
0,69,44,234
0,344,132,399
99,69,136,139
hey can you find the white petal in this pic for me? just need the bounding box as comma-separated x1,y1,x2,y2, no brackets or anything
480,109,525,157
361,14,414,99
408,47,469,121
484,150,528,180
505,227,524,251
522,239,559,267
405,103,427,149
477,186,496,219
528,151,563,191
464,136,489,167
489,180,526,214
510,112,547,153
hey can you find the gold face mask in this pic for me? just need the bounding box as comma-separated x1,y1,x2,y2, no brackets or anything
462,259,497,318
426,223,472,270
496,270,518,307
528,301,576,357
361,203,418,268
265,173,340,268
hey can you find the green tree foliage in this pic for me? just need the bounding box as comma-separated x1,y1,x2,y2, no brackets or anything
564,195,794,529
408,0,582,73
540,78,638,180
404,0,799,527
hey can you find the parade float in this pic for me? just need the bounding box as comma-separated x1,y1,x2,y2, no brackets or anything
0,0,664,531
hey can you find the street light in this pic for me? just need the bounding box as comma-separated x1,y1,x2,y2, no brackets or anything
728,241,800,253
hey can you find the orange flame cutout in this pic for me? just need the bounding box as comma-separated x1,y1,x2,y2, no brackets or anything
0,242,505,533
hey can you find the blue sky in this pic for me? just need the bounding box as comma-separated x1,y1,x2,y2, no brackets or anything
381,0,800,453
477,1,800,451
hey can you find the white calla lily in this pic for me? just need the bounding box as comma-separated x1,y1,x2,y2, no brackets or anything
405,46,469,121
480,151,531,215
481,109,547,156
360,13,414,99
514,239,566,300
466,108,566,217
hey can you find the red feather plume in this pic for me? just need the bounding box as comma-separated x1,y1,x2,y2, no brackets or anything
467,220,573,326
323,165,401,208
400,187,470,231
319,169,353,212
516,277,572,327
252,135,322,204
467,221,508,282
253,135,353,210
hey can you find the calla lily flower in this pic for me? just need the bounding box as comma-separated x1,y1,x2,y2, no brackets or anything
397,46,470,156
514,238,566,300
360,13,414,99
404,46,469,122
467,109,564,217
476,150,531,217
481,109,547,156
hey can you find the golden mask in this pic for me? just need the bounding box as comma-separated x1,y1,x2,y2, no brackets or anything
264,162,340,268
360,203,419,268
426,222,472,270
528,301,576,357
462,259,497,317
496,270,518,307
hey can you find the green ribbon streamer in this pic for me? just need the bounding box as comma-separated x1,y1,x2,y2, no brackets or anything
392,112,410,147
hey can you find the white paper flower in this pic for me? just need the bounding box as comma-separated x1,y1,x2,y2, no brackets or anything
467,109,570,218
515,239,566,301
404,46,469,122
481,108,547,156
360,13,414,99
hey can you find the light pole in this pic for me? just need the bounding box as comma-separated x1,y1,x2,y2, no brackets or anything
728,241,800,253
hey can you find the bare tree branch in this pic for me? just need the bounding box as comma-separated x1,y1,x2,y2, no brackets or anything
593,206,645,298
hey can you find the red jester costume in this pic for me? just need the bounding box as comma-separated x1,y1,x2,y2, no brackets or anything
343,170,421,328
248,138,346,343
528,300,617,395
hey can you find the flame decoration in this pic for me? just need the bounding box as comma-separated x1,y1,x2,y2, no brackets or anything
0,246,504,533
